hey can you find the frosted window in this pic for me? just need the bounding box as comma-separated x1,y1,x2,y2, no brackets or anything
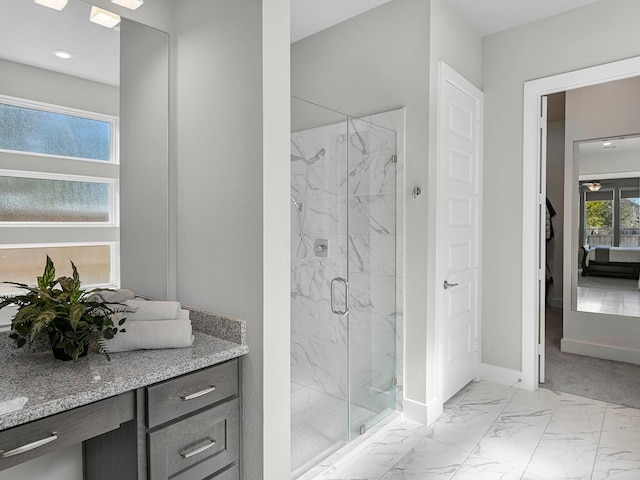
0,245,111,293
0,102,111,161
0,176,111,223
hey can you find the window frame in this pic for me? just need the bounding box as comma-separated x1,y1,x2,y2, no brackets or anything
0,94,120,328
0,93,119,165
0,169,119,227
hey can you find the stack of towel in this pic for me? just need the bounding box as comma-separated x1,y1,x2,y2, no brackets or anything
104,299,194,353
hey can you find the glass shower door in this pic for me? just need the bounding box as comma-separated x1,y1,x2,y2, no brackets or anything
290,99,399,477
290,97,350,477
346,116,398,436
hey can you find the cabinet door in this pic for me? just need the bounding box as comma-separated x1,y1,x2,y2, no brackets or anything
148,398,239,480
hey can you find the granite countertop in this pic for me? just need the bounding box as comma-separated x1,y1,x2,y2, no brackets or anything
0,307,248,431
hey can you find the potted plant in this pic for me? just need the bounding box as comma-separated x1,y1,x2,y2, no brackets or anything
0,256,127,361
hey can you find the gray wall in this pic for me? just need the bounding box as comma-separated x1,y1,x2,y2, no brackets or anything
292,0,482,408
546,118,565,308
174,0,290,477
119,20,170,300
482,0,640,371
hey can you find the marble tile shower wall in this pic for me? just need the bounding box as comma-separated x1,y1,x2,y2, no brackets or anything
290,109,405,413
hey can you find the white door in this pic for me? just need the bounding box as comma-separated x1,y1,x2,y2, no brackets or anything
538,96,548,383
437,63,483,402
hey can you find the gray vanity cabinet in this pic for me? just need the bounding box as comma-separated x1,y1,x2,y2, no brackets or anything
0,358,242,479
145,358,241,480
0,393,133,472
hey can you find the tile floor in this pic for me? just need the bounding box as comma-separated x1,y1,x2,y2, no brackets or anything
577,286,640,317
305,380,640,480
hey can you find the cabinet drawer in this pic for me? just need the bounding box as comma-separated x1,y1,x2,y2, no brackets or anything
147,359,238,428
148,398,239,480
210,463,239,480
0,393,132,472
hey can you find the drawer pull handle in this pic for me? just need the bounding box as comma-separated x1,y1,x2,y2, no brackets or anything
0,432,58,458
180,439,216,459
180,386,216,401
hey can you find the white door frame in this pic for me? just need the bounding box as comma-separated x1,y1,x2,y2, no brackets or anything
521,55,640,390
437,61,483,404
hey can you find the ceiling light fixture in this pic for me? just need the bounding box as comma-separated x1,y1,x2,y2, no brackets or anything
53,50,74,59
34,0,69,10
583,181,602,192
111,0,144,10
89,6,121,28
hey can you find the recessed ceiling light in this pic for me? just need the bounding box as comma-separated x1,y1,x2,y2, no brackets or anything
53,50,74,59
34,0,69,11
111,0,143,10
602,141,612,146
89,6,121,29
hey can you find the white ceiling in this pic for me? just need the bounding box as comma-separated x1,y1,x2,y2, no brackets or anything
444,0,599,38
0,0,600,86
292,0,599,42
0,0,120,86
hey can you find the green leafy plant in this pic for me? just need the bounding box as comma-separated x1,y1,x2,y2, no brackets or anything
0,256,127,361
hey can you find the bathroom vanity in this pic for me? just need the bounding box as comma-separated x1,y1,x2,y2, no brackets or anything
0,309,247,480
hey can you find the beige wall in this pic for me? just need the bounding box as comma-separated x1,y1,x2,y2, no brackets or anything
482,0,640,371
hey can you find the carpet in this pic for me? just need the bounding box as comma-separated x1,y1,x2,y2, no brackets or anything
542,307,640,409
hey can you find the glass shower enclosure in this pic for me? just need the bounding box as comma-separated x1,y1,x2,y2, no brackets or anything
290,97,398,477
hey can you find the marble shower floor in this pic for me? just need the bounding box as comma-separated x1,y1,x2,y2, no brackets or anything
305,380,640,480
292,382,378,477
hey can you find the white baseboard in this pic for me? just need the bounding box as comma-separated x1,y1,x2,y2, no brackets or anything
561,338,640,365
402,396,443,426
478,363,526,389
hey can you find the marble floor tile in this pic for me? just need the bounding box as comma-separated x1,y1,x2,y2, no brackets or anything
303,381,640,480
524,431,600,479
379,437,469,480
450,454,523,480
309,418,429,480
428,402,506,453
472,410,552,470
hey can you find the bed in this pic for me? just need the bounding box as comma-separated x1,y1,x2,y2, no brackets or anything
581,245,640,279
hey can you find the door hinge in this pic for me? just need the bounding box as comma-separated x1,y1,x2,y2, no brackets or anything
391,154,398,164
473,339,479,353
538,269,544,281
539,193,545,206
475,120,481,134
537,343,543,355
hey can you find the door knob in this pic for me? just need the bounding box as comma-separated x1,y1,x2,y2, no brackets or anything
443,280,459,290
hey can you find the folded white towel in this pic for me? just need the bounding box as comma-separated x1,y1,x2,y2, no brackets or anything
87,288,136,303
104,318,193,353
124,300,182,321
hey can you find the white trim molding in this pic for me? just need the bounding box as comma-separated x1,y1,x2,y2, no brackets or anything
478,363,524,389
403,396,443,426
521,55,640,390
561,339,640,366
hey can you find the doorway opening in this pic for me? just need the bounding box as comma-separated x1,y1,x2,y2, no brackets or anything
523,56,640,396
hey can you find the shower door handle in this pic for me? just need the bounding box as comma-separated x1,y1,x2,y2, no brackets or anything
331,277,349,316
